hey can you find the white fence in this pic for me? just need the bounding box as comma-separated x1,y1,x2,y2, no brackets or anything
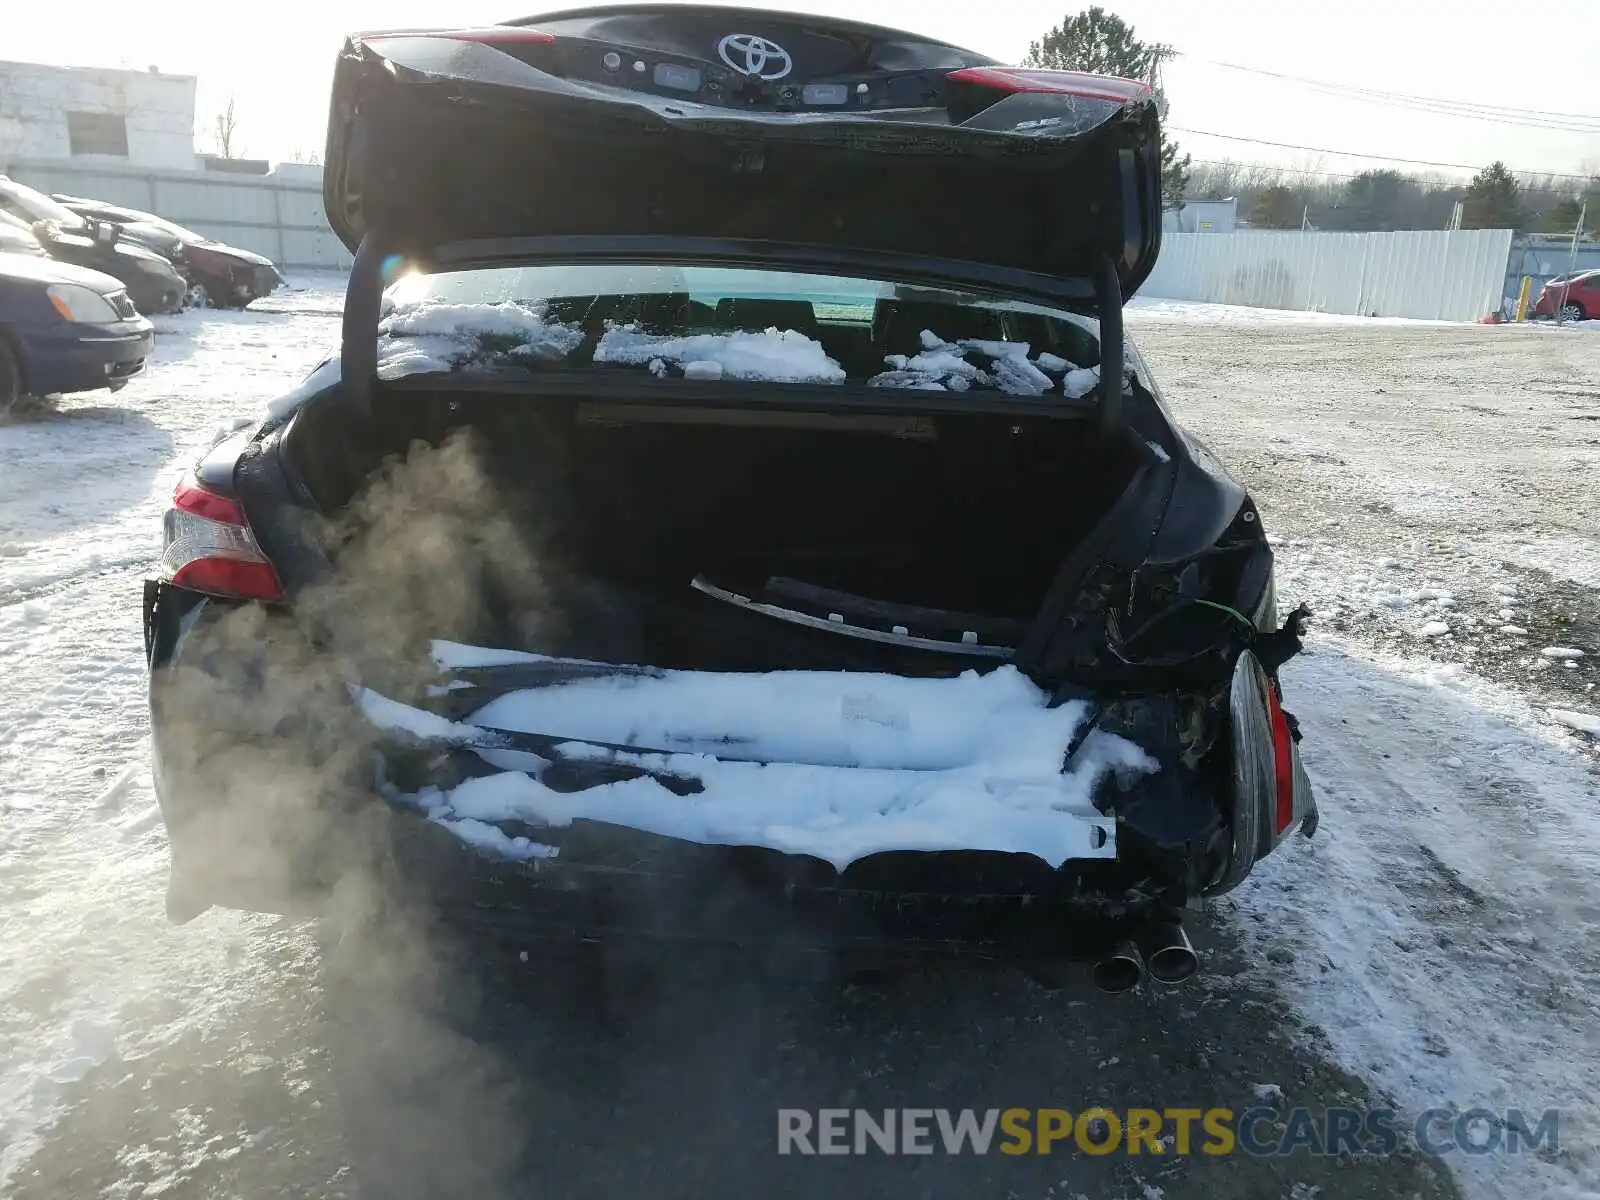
3,157,352,271
2,156,1520,316
1142,229,1515,322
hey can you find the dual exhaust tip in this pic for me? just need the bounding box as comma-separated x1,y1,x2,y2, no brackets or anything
1091,922,1198,993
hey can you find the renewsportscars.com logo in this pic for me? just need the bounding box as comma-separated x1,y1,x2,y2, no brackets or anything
776,1107,1561,1158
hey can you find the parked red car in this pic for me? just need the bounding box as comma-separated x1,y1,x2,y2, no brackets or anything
1530,270,1598,321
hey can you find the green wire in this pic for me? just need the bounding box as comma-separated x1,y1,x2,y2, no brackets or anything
1191,599,1255,627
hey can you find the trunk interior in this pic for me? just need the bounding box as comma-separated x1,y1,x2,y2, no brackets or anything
283,387,1141,673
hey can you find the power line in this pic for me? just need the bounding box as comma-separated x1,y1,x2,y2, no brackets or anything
1195,58,1600,123
1190,159,1362,182
1188,58,1600,132
1170,127,1597,182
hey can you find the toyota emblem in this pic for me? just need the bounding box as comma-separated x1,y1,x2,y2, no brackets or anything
716,33,793,81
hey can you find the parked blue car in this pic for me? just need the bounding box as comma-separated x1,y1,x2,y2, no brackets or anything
1,215,155,412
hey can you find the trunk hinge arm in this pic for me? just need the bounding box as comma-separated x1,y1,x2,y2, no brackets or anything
1094,255,1125,438
340,230,396,418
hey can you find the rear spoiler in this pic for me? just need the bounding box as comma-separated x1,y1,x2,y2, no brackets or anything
339,234,1125,435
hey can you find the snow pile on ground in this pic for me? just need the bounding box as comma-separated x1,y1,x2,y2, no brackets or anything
868,329,1100,397
363,651,1148,870
1129,296,1461,327
594,324,846,384
1548,708,1600,735
376,299,585,379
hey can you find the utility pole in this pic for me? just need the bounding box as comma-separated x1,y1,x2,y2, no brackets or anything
1556,196,1587,326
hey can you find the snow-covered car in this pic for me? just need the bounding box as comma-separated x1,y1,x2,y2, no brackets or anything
144,6,1316,990
0,236,154,411
52,195,284,309
0,210,48,259
0,177,186,315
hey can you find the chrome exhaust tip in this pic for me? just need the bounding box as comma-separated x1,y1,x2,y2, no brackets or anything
1142,922,1199,985
1091,940,1145,993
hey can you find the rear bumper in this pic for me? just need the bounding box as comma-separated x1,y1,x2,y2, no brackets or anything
19,319,154,395
147,736,1146,964
144,582,1313,950
194,260,280,304
376,808,1164,963
143,585,1137,954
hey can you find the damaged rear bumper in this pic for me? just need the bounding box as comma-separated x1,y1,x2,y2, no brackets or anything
385,813,1163,964
144,584,1313,957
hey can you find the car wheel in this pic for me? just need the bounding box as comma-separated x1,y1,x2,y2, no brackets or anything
1561,302,1587,322
0,337,21,415
184,281,211,309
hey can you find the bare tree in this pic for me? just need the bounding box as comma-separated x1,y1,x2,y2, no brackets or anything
213,97,242,159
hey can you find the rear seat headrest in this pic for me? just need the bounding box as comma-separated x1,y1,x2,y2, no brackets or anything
871,299,1006,352
714,297,819,335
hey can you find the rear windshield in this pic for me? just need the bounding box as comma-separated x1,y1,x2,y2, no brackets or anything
379,264,1102,399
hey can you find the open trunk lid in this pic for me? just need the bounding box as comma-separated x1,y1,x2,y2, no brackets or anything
322,5,1164,297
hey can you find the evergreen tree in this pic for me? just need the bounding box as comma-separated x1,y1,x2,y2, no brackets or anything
1338,170,1421,231
1460,162,1523,231
1250,184,1303,229
1024,8,1190,206
1541,179,1598,236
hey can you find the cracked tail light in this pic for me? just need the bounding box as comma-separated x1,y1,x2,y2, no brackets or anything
160,475,285,603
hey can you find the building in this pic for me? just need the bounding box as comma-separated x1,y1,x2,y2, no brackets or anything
1162,198,1239,235
0,60,197,172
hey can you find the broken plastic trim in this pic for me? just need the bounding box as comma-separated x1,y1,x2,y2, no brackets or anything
689,576,1013,658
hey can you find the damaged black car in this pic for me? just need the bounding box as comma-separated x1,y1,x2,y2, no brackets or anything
144,5,1316,991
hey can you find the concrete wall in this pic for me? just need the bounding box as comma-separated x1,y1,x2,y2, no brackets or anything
3,158,351,271
0,61,197,171
1142,229,1515,322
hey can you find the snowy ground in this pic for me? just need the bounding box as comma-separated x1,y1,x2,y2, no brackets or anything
0,280,342,1188
1131,309,1600,1200
0,280,1595,1200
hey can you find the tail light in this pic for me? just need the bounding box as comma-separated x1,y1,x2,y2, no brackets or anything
359,26,555,47
160,475,285,603
945,66,1152,104
1263,680,1297,835
436,27,555,44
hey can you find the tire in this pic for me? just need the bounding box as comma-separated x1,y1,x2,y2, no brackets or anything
1561,302,1587,322
184,280,211,309
0,335,22,415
